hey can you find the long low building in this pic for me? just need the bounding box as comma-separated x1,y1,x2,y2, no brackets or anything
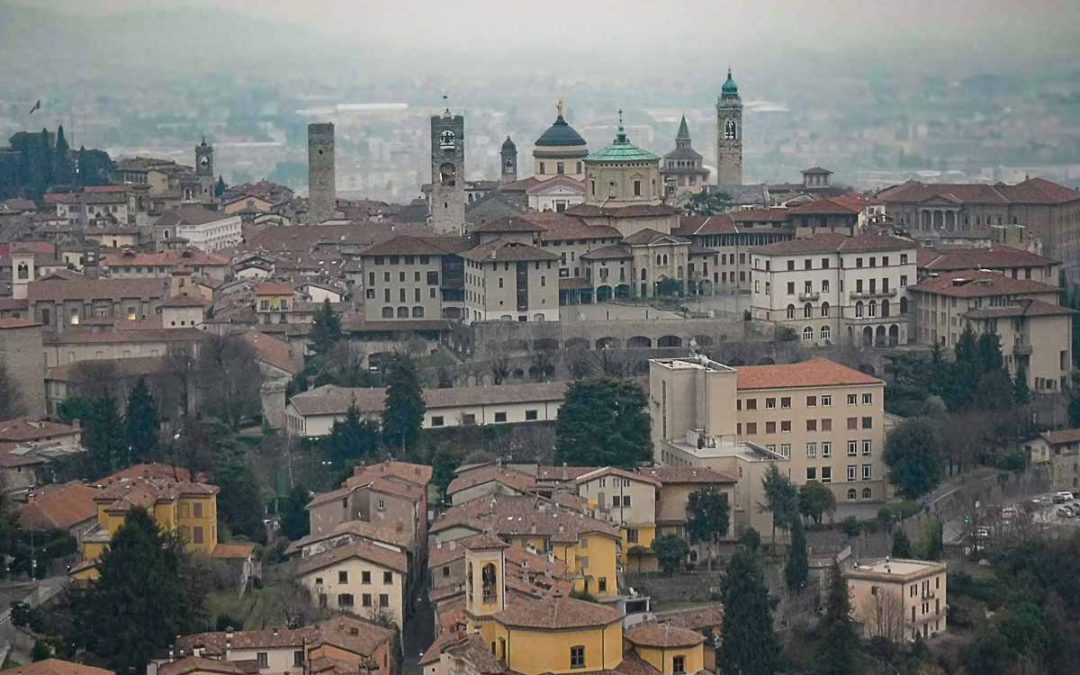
285,381,568,437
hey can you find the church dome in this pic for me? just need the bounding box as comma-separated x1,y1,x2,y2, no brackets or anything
721,69,739,98
502,135,516,151
587,126,659,163
535,114,587,147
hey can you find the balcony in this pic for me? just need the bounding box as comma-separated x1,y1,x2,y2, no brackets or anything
799,291,820,301
1013,341,1033,356
849,289,898,300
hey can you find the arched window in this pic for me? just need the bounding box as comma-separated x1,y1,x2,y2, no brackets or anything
412,306,424,318
881,299,890,317
724,119,737,140
439,162,457,186
847,489,857,500
862,487,872,499
821,325,832,342
900,297,909,315
803,303,813,318
868,300,877,318
821,302,830,317
802,326,814,342
16,263,29,280
855,301,864,318
439,130,456,148
397,306,409,318
786,304,795,319
656,254,662,265
640,269,647,281
481,563,498,603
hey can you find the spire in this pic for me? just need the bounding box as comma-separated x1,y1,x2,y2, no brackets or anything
721,68,740,99
614,109,628,144
676,115,690,141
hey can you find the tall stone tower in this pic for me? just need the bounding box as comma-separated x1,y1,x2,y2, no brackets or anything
500,136,517,184
195,137,214,203
307,123,336,224
430,109,466,234
716,68,743,186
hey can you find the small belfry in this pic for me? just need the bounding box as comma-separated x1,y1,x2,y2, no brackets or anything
716,67,744,186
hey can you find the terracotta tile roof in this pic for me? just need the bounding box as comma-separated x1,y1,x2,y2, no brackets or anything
736,357,882,390
289,382,568,417
581,244,632,260
463,533,510,550
27,277,169,303
286,518,414,556
660,605,725,631
998,177,1080,204
160,295,208,309
730,207,790,223
158,656,248,675
446,466,537,497
964,298,1073,319
788,197,861,215
431,494,619,542
625,622,706,648
622,229,689,246
576,466,660,486
102,248,229,269
493,595,622,629
461,240,559,263
876,181,1011,205
0,318,40,329
637,466,737,484
612,653,664,675
99,462,199,483
46,356,166,383
910,269,1060,298
352,460,433,487
94,476,218,512
178,627,313,655
254,281,294,295
471,216,544,234
314,616,396,657
42,328,205,347
4,660,113,675
419,628,464,666
19,482,99,530
752,233,915,256
242,331,299,375
535,465,597,483
211,542,257,559
157,206,234,227
360,234,465,257
675,214,739,236
0,451,45,468
444,633,506,674
564,203,679,218
295,539,408,577
919,246,1058,271
0,418,79,443
526,213,621,242
1040,428,1080,445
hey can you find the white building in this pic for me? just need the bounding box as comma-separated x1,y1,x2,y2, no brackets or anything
156,207,242,251
750,233,917,346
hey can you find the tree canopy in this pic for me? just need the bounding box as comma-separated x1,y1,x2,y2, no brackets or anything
762,464,799,538
381,355,425,458
686,488,730,571
310,299,343,358
555,378,650,468
720,539,783,675
799,480,836,525
884,417,944,498
325,403,381,468
125,378,158,462
280,484,311,541
785,518,808,592
651,533,689,576
815,559,860,675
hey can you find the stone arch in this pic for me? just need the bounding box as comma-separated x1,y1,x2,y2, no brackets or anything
627,336,652,349
596,285,613,302
881,299,890,317
821,302,830,317
899,297,909,315
614,284,631,298
396,306,409,318
596,337,620,350
862,487,872,500
565,337,590,350
875,325,886,346
847,488,857,500
505,338,529,352
862,326,873,346
657,335,682,348
889,324,900,346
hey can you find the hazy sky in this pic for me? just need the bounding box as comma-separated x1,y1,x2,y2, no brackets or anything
14,0,1080,62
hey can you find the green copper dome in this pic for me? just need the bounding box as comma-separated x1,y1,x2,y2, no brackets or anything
586,125,659,163
721,68,739,98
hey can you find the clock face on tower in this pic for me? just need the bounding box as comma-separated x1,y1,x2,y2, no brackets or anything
439,130,456,150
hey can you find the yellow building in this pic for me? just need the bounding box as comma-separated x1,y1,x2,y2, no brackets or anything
75,466,219,579
254,281,294,324
574,467,659,572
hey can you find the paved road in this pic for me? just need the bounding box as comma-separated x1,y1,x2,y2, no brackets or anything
402,585,434,675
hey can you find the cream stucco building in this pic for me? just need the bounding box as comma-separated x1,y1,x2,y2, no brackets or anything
845,558,947,642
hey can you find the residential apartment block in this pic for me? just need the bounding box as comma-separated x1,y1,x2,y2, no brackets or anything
1025,429,1080,491
650,356,888,505
908,270,1071,392
750,233,917,346
845,558,948,642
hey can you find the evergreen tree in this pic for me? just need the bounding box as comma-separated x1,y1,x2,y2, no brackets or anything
85,394,125,476
891,528,913,558
75,508,207,672
0,493,19,580
214,175,227,198
555,378,651,468
1013,365,1031,405
280,484,311,541
974,332,1005,374
215,445,266,543
381,355,426,458
76,146,115,186
125,378,158,463
686,488,730,571
815,559,860,675
884,417,944,498
310,298,343,357
720,541,783,675
799,480,836,525
53,125,72,185
762,464,799,540
650,533,689,576
325,402,380,467
785,518,809,592
432,444,462,503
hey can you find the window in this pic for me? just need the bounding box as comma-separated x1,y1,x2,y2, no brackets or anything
746,399,757,410
379,593,389,607
821,418,832,431
443,566,450,577
781,397,791,409
766,397,777,409
525,409,538,421
847,417,858,430
807,396,817,407
862,440,872,455
339,593,355,607
862,464,872,480
570,646,586,669
781,443,791,458
257,653,269,669
342,571,352,584
847,466,857,481
807,419,817,432
623,495,631,506
862,417,873,429
384,571,393,584
627,528,639,543
862,393,872,404
612,495,621,508
822,442,832,457
848,441,858,456
633,180,641,196
766,422,776,434
847,394,858,405
673,656,686,674
806,467,817,480
294,651,304,667
848,488,858,500
822,467,832,483
781,421,791,433
363,593,373,607
821,325,832,341
746,422,757,435
598,577,608,593
821,395,832,407
787,282,795,295
432,416,445,427
807,442,817,457
193,526,204,543
494,412,507,423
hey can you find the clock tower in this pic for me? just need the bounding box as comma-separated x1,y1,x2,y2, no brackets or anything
716,68,743,186
430,107,466,234
195,137,215,203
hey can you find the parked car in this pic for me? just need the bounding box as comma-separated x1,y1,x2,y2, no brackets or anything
975,526,991,539
1058,507,1073,518
1001,506,1019,519
1053,491,1074,504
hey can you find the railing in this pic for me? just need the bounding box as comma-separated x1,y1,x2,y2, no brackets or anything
1013,341,1033,356
849,289,898,299
799,291,820,301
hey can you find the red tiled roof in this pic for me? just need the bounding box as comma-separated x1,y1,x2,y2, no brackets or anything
676,214,739,236
788,197,861,215
242,331,299,375
471,216,544,234
625,622,706,648
255,281,294,295
730,207,790,223
19,483,99,530
919,246,1058,271
964,298,1073,319
1040,429,1080,445
27,277,169,303
461,240,559,262
876,181,1010,205
736,357,882,390
446,466,537,496
360,234,465,256
752,232,915,255
4,660,113,675
581,244,632,260
493,595,622,629
295,539,409,576
0,318,40,329
0,418,79,443
622,229,689,246
910,269,1061,298
212,542,257,559
636,466,736,485
996,177,1080,204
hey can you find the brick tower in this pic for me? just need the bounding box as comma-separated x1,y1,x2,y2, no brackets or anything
716,68,743,186
307,123,336,223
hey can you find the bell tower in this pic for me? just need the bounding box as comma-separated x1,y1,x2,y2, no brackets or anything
464,535,507,624
430,105,466,234
195,137,215,203
500,136,518,184
11,247,35,300
716,68,743,186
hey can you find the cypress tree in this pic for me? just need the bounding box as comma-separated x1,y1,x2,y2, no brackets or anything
381,355,425,458
815,559,860,675
86,394,125,476
310,298,343,357
720,541,783,675
785,517,809,592
891,528,913,558
125,378,158,463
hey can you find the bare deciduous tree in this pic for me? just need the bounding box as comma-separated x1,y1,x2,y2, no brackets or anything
859,587,907,643
0,362,25,421
197,334,263,429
